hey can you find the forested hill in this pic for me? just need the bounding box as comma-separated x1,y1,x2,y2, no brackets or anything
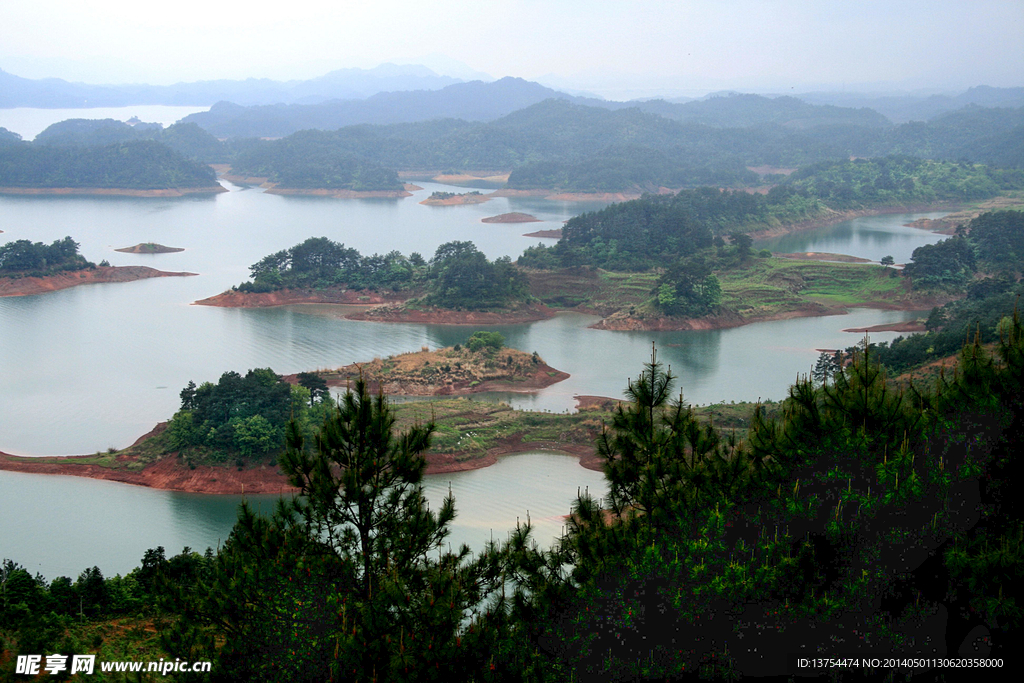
0,140,219,190
181,77,584,138
634,92,890,129
226,100,890,192
0,128,22,145
33,119,228,164
223,96,1024,193
519,158,1023,270
229,132,403,191
181,77,897,139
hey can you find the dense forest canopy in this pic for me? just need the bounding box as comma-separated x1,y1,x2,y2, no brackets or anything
519,160,1022,271
243,237,417,292
0,236,92,275
229,130,403,190
241,236,531,311
0,140,218,190
220,99,1024,193
870,209,1024,373
167,368,337,463
33,119,228,164
0,127,23,145
5,86,1022,193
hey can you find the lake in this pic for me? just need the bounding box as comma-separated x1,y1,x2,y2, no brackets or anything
0,173,946,579
0,105,210,141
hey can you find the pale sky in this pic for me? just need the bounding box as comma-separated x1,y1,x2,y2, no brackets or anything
2,0,1022,98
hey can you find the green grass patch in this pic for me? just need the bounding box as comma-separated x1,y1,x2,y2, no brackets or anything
718,258,908,318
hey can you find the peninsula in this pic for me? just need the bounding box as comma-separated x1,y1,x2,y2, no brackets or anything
0,266,198,297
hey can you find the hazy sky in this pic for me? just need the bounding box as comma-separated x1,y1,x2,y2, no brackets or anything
2,0,1022,98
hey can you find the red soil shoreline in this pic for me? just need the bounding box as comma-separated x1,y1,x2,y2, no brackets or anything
193,288,412,308
265,187,412,199
0,266,197,298
344,303,556,325
0,437,598,495
842,320,926,333
0,186,225,197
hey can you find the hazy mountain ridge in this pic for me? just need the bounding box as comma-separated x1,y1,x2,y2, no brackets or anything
794,85,1024,123
181,78,903,139
0,64,464,108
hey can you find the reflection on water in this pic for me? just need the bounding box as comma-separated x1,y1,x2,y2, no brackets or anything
754,212,950,264
0,451,606,580
0,187,950,582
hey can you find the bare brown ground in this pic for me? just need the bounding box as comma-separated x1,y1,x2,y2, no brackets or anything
281,346,569,397
774,252,872,263
481,212,541,224
842,320,926,333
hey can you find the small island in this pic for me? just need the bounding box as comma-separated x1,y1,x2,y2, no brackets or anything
284,332,568,397
196,236,543,324
481,212,541,224
115,242,185,254
0,236,196,297
420,190,492,206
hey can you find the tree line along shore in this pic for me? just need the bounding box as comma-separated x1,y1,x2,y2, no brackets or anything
192,167,1024,331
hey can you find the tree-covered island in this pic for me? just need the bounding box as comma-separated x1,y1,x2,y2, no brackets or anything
0,236,196,297
198,236,543,323
515,160,1023,330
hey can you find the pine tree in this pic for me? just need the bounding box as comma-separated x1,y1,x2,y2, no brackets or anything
162,377,504,682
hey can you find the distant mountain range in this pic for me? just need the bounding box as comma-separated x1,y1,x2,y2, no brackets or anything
4,64,1023,136
0,64,465,108
179,77,893,139
793,86,1024,124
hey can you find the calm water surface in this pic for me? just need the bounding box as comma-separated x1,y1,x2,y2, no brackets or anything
0,178,948,578
0,451,606,580
0,105,210,141
754,211,950,265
